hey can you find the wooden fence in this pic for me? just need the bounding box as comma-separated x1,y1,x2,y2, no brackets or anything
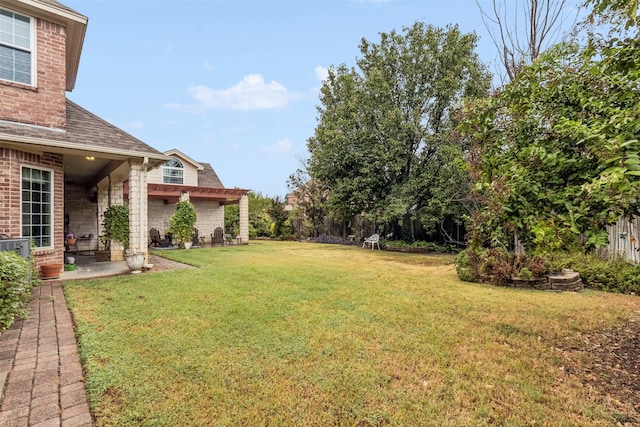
596,217,640,264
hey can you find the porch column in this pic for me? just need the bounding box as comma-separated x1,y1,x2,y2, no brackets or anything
128,160,149,261
239,194,249,244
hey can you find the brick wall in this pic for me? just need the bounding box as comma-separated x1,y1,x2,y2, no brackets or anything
0,17,67,128
64,182,98,253
0,148,64,273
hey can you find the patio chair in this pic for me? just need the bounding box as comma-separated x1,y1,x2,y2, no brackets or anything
149,228,171,248
211,227,224,247
362,233,380,250
192,227,200,248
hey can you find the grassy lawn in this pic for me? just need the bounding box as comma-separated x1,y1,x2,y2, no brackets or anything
63,241,640,426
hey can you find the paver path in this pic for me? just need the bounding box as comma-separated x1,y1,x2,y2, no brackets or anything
0,280,92,427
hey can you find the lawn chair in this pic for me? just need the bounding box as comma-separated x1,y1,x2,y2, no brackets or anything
362,233,380,250
211,227,224,247
192,228,200,248
149,228,171,248
224,233,233,245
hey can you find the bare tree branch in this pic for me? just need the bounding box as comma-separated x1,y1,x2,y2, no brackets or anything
475,0,580,82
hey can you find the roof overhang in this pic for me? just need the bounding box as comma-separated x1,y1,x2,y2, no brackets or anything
125,183,250,205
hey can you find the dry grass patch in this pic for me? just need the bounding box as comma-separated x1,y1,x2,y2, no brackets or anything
64,241,640,426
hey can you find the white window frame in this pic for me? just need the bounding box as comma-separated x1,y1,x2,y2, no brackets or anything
0,7,36,86
163,158,184,184
21,165,54,248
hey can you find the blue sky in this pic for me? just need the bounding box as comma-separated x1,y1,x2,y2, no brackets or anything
63,0,580,198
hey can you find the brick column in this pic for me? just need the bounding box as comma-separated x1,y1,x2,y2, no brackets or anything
128,161,148,262
239,194,249,244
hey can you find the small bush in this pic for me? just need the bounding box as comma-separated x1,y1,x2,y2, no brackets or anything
0,251,37,331
455,248,549,286
455,248,482,282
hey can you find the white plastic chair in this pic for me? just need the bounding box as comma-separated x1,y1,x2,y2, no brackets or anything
362,234,380,250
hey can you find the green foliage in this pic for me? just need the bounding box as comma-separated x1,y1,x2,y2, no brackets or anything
168,201,197,246
462,32,640,250
459,1,640,252
306,21,491,239
103,205,129,251
384,240,458,253
225,192,274,238
267,196,290,238
454,249,473,282
0,251,37,331
547,252,640,294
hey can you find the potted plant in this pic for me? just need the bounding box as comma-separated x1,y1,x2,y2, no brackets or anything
168,200,197,249
102,204,129,257
102,204,143,272
66,232,77,245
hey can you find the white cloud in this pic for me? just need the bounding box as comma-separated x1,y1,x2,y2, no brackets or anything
185,74,303,111
262,138,293,155
202,62,214,72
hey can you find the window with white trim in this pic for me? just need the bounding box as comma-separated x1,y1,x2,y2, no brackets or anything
0,8,33,85
21,166,53,247
163,158,184,184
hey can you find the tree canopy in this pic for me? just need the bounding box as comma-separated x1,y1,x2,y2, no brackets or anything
305,22,491,241
461,0,640,252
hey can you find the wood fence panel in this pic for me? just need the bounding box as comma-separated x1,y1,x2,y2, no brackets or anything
596,217,640,264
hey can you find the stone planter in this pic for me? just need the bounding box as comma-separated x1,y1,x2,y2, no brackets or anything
125,253,145,274
184,241,192,250
41,263,63,280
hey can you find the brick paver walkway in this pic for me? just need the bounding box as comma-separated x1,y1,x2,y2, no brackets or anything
0,280,92,427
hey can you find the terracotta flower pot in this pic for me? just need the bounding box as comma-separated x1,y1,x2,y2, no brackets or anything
41,263,63,279
66,238,77,245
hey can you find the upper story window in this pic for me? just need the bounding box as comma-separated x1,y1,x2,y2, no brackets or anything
0,8,33,85
21,166,53,248
163,158,184,184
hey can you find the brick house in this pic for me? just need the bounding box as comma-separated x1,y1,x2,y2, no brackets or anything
141,149,249,245
0,0,249,276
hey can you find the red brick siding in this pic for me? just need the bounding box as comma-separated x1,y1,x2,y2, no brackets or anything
0,148,65,273
0,16,66,128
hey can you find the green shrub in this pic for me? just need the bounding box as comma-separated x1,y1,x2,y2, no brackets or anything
169,201,197,247
547,252,640,295
455,248,482,282
0,251,37,331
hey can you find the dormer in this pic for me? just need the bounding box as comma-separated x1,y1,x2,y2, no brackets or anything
0,0,87,128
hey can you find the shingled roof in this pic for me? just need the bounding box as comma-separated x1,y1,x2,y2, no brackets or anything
198,162,224,188
0,99,166,160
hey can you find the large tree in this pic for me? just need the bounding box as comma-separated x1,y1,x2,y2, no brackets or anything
306,22,491,241
461,0,640,251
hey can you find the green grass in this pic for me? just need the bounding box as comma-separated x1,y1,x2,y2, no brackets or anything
63,241,640,426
